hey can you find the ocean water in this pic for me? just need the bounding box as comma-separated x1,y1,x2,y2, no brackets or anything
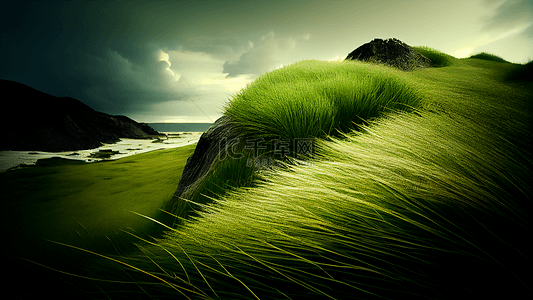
149,123,213,133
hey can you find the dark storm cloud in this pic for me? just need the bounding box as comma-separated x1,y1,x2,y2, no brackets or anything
74,46,184,114
0,1,226,115
482,0,533,34
0,0,301,117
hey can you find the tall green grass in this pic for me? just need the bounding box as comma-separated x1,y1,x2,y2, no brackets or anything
469,52,509,63
413,46,455,67
180,60,424,218
16,50,533,299
83,108,532,299
224,60,423,142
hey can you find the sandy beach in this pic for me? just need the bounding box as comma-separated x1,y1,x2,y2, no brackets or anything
0,132,202,172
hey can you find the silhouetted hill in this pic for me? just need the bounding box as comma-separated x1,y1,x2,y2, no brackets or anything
0,79,160,151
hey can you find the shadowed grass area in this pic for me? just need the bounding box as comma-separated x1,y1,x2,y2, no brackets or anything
1,144,196,248
0,144,196,297
505,60,533,82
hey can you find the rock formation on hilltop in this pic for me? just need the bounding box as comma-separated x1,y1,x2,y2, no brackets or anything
345,38,431,70
0,79,161,151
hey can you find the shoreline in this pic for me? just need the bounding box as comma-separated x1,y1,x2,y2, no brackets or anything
0,132,202,172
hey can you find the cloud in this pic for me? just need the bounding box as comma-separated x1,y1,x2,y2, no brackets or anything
177,36,255,62
451,0,533,60
166,49,253,96
451,21,532,59
222,31,302,77
78,47,183,114
481,0,533,35
76,42,258,120
522,20,533,38
67,31,313,120
139,49,257,121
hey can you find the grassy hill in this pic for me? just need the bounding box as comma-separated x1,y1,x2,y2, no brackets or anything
3,49,532,299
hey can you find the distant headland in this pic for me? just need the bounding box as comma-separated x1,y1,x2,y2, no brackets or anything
0,79,161,152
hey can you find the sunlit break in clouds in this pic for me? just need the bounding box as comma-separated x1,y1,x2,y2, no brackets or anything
158,49,180,81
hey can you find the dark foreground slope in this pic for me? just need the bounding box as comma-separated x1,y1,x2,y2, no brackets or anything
0,79,160,151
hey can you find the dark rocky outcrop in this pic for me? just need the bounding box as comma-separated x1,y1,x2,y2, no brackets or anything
345,38,431,70
169,115,241,217
0,79,161,151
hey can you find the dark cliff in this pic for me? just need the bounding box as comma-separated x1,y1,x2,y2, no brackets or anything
0,79,161,151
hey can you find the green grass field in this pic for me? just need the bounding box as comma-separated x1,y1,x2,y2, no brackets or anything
85,56,531,299
2,49,532,299
0,144,196,296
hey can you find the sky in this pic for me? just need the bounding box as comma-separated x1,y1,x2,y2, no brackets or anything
1,0,532,123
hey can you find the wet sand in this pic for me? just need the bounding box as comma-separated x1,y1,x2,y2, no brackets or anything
0,132,202,172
